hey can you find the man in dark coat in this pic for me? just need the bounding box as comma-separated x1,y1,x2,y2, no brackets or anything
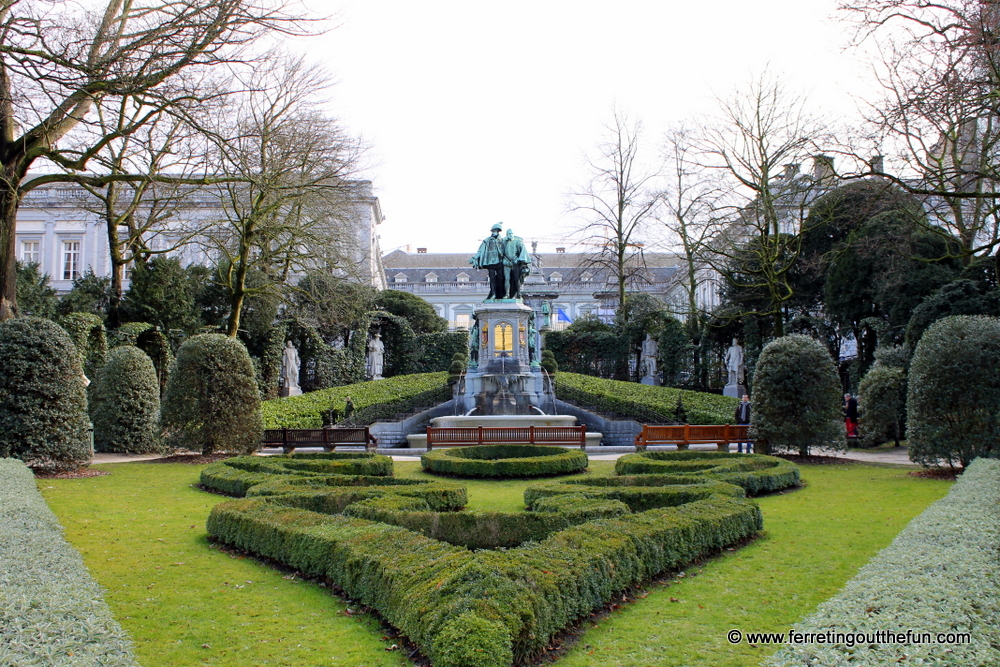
734,393,751,453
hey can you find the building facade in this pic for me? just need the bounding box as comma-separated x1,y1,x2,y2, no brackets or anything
14,180,386,293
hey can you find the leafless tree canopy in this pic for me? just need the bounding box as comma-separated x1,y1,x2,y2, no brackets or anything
0,0,315,320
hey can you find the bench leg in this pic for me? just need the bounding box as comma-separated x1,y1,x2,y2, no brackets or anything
716,442,729,452
676,442,689,451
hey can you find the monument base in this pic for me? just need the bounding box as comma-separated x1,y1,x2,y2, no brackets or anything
281,386,303,397
723,384,747,399
640,375,660,386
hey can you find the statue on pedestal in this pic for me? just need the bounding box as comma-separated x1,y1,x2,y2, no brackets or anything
368,333,385,380
281,341,302,396
470,223,506,300
725,338,746,386
640,333,658,379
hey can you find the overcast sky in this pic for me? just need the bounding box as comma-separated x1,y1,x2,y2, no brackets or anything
310,0,878,256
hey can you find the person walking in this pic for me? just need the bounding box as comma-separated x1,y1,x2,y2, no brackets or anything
734,393,752,453
844,393,859,440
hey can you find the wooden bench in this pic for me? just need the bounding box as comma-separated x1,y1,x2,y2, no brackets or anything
262,427,378,453
425,425,587,450
634,424,751,452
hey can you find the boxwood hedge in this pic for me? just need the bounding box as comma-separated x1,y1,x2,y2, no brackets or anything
0,459,139,666
205,450,775,667
614,451,801,496
421,445,589,478
261,372,449,429
554,372,737,424
766,458,1000,667
200,453,394,496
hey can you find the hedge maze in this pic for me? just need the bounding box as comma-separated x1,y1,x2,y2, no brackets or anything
203,452,798,667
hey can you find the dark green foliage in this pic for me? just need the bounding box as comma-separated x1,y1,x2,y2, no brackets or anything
751,334,843,456
15,261,57,319
612,451,800,496
258,323,286,400
121,257,202,334
907,316,1000,467
658,317,691,387
858,365,906,448
673,394,689,423
110,321,155,347
288,271,377,341
284,318,360,391
905,279,1000,348
57,269,112,321
160,334,263,455
373,290,447,334
544,326,628,379
413,332,469,373
0,317,91,470
367,310,418,377
421,445,589,478
540,348,558,375
59,312,108,378
90,346,161,453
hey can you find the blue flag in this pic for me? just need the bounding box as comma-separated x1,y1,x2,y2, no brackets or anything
557,308,572,323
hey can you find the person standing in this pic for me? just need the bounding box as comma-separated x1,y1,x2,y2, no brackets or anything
844,393,859,439
734,393,752,453
470,223,507,300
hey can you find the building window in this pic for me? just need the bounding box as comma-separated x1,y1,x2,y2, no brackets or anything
456,272,470,283
455,313,471,329
62,240,81,280
394,272,407,283
549,272,562,283
20,240,40,264
581,271,593,282
425,273,438,283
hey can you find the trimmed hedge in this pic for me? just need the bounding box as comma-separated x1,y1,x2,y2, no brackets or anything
0,459,139,666
766,458,1000,667
200,453,393,496
205,444,775,666
554,372,736,424
90,345,162,454
613,451,800,496
421,445,589,478
207,493,760,667
261,372,450,429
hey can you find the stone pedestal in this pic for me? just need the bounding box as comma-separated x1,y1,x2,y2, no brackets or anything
280,386,303,397
460,300,552,415
723,384,747,399
641,375,660,386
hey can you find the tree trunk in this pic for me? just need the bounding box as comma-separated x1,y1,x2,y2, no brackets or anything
0,179,22,321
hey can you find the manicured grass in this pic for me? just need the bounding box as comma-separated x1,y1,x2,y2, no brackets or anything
39,460,951,666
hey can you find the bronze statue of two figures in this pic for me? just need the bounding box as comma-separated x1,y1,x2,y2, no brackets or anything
470,223,532,300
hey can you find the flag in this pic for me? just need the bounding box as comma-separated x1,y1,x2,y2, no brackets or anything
557,308,572,323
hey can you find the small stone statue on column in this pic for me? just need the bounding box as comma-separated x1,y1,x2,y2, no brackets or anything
368,333,385,380
280,341,302,397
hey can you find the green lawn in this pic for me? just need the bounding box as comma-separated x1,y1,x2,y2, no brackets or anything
39,460,952,667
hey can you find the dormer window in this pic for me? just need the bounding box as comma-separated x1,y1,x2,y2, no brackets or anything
394,272,407,283
581,271,593,283
456,272,470,283
549,271,562,283
425,272,438,283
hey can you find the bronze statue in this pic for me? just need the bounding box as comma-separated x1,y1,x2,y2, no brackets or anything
502,229,530,299
470,223,506,299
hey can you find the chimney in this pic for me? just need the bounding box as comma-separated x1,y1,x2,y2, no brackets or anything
556,247,566,253
417,247,427,253
870,155,884,173
783,163,800,179
812,154,835,182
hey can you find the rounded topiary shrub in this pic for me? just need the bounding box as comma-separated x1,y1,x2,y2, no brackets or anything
858,364,906,448
161,334,263,455
90,346,161,454
422,445,588,478
751,334,843,456
907,315,1000,467
0,317,91,470
60,311,108,378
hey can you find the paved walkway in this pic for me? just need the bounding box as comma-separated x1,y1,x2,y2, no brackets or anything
91,446,917,466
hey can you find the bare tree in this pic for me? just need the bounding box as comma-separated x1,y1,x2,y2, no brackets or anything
0,0,310,321
570,108,660,321
200,56,364,337
843,0,1000,262
78,97,214,326
692,74,831,337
